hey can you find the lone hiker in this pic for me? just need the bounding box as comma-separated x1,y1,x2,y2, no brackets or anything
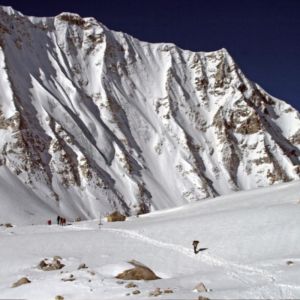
57,215,61,225
193,240,200,254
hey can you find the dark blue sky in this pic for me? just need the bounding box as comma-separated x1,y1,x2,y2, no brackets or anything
1,0,300,111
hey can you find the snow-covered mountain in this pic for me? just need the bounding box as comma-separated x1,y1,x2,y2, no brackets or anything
0,6,299,223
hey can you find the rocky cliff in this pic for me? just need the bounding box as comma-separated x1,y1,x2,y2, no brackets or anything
0,7,299,223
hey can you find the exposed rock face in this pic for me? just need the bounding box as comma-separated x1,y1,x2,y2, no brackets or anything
0,6,299,222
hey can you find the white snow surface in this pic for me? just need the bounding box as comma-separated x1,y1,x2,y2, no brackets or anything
0,181,300,299
0,6,299,223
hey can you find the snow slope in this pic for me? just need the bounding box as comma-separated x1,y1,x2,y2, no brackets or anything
0,6,300,222
0,181,300,299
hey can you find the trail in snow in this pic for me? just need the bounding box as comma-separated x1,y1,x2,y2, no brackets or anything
101,227,276,286
69,223,276,285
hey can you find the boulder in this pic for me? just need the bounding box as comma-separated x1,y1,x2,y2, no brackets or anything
164,288,173,294
38,258,65,271
53,255,62,260
38,260,47,269
116,267,160,281
116,260,160,281
45,259,64,271
62,274,75,282
149,288,162,297
125,282,138,288
107,211,126,222
55,296,64,300
78,263,88,270
12,277,31,288
198,296,210,300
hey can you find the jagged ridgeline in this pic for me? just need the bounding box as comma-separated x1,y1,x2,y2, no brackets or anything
0,7,299,223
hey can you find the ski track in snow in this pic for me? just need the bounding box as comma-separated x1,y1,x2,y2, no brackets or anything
38,225,280,291
103,228,277,285
69,225,276,287
65,221,300,298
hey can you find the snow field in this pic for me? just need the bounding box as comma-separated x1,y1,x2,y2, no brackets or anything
0,181,300,299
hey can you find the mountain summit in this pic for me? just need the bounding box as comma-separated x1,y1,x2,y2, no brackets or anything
0,7,299,223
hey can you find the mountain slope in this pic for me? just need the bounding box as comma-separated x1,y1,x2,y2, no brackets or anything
0,6,299,223
1,181,300,299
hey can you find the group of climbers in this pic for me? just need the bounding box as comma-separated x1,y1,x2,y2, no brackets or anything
57,215,66,225
47,216,66,226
